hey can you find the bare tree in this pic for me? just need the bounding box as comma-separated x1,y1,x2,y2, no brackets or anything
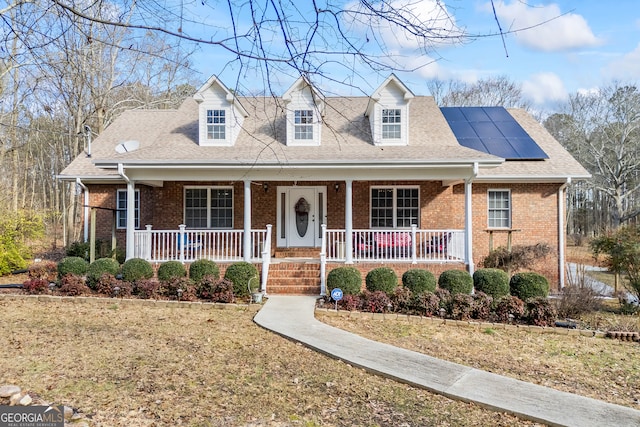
545,84,640,231
427,76,532,110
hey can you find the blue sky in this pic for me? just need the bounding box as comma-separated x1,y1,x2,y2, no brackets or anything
189,1,640,110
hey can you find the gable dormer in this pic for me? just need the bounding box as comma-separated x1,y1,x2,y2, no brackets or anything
193,75,248,146
282,76,325,146
365,74,414,146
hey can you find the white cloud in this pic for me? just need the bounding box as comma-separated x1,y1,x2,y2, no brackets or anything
522,72,568,104
344,0,464,52
485,1,601,52
603,43,640,81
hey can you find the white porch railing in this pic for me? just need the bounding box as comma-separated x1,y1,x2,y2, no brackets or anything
322,225,465,263
133,224,271,263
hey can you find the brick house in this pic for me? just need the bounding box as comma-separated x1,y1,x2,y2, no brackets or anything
58,74,589,295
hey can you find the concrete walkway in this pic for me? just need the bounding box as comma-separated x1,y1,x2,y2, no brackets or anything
254,295,640,427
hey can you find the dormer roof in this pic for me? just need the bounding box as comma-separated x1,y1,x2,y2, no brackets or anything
193,75,248,117
365,73,415,117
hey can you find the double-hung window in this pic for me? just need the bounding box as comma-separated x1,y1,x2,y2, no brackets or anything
382,109,401,139
185,187,233,229
116,189,140,229
294,110,314,140
370,187,419,228
206,109,226,140
488,190,511,228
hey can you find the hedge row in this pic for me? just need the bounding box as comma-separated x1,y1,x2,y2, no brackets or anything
24,257,259,303
327,266,549,302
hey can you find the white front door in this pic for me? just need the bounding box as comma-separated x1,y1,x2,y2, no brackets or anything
277,186,326,248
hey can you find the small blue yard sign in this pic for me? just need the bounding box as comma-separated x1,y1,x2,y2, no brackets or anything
331,288,343,310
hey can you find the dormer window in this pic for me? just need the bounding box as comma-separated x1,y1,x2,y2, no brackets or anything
366,74,414,146
207,109,226,140
382,109,401,139
282,76,324,146
294,110,314,140
194,75,248,147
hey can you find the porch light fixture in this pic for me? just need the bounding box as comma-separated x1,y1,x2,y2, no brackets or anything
334,183,340,192
263,183,269,193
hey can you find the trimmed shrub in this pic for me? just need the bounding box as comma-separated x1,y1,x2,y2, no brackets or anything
121,258,154,283
157,261,187,282
327,267,362,295
413,292,441,317
134,279,161,299
472,292,494,320
58,274,90,296
402,269,436,295
94,273,121,296
224,261,259,297
189,259,219,283
438,269,473,295
197,276,234,303
494,295,525,323
22,278,50,295
161,277,194,300
390,286,413,313
365,267,398,294
87,258,121,289
57,257,89,279
450,293,474,320
526,297,557,326
361,290,391,313
113,281,133,298
509,272,549,301
28,261,58,282
434,288,452,312
473,268,510,299
337,294,362,311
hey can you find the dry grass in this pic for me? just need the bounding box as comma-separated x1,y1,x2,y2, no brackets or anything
0,298,542,427
317,312,640,410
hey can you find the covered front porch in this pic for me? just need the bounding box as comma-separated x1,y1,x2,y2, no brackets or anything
132,224,466,295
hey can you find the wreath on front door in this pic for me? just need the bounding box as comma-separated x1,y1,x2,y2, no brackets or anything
294,197,310,214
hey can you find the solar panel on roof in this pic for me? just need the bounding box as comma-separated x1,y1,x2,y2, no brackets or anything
441,106,549,160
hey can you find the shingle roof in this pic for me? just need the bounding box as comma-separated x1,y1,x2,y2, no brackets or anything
59,94,589,182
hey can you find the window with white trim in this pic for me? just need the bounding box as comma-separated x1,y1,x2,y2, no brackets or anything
206,109,226,140
294,109,314,140
116,189,140,229
488,190,511,228
371,187,419,228
185,187,233,229
382,109,401,139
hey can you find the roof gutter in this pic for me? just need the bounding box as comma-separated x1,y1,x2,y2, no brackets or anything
118,163,130,183
558,177,571,289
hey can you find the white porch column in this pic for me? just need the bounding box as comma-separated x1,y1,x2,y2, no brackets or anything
243,180,252,262
464,177,474,275
558,178,570,289
126,179,136,260
345,179,353,264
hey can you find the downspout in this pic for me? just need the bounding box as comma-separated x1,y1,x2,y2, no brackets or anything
558,178,571,289
118,164,135,260
465,162,478,276
76,178,89,242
